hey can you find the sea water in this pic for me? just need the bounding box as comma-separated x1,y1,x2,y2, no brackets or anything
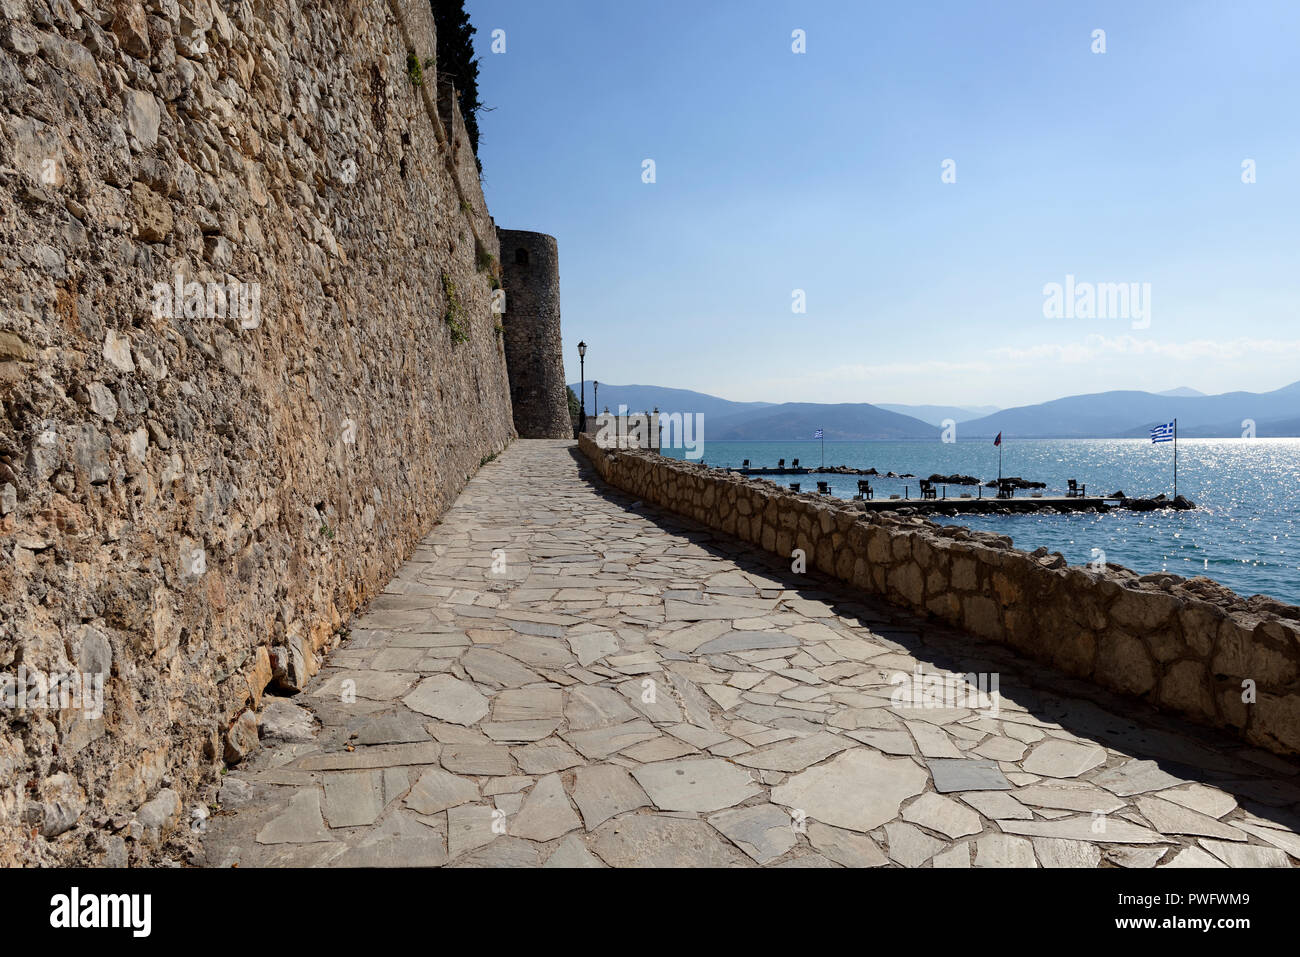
659,438,1300,605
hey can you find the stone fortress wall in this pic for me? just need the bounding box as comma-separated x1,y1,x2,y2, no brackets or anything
578,436,1300,757
496,228,570,438
0,0,519,864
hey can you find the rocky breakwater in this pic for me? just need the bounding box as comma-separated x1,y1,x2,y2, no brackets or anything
579,436,1300,757
0,0,515,865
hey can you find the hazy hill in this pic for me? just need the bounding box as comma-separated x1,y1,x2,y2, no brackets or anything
961,381,1300,438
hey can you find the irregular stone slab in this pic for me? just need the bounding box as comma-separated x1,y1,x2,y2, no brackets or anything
322,771,384,828
845,729,915,755
447,804,501,859
315,671,418,701
695,631,799,655
960,791,1032,821
1162,846,1227,868
905,721,964,759
565,685,639,730
499,634,576,670
665,600,778,622
451,837,544,868
731,732,851,772
1198,839,1291,868
353,712,431,746
544,834,605,868
590,815,750,867
619,677,683,723
572,765,651,829
492,688,564,722
509,773,581,842
708,804,798,864
568,631,619,667
481,720,561,742
1225,821,1300,860
256,789,333,844
513,738,584,774
932,844,972,868
806,821,888,868
1105,846,1169,868
885,821,945,868
564,721,660,760
405,767,479,815
772,750,927,833
926,759,1012,793
620,736,698,762
902,792,982,839
972,736,1027,762
1014,785,1126,814
294,742,441,770
633,758,762,813
404,674,489,726
998,817,1166,844
1135,796,1246,841
974,833,1037,868
1159,784,1237,819
462,647,542,688
667,672,718,730
1021,740,1107,778
1032,837,1101,868
1092,759,1182,796
329,810,446,867
441,743,514,776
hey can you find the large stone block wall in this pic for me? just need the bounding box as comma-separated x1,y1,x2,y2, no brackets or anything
0,0,516,865
578,436,1300,757
496,228,570,438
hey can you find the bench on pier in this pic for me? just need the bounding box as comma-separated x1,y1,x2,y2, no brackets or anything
789,482,800,492
919,479,938,501
996,480,1016,499
856,479,873,500
816,480,830,494
1066,478,1086,498
792,459,800,469
778,459,786,469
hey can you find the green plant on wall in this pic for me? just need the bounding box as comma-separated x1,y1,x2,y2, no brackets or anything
442,271,468,344
407,52,434,86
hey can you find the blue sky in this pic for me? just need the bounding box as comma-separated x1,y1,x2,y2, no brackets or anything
468,0,1300,408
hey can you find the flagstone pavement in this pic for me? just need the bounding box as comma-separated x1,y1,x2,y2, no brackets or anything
200,440,1300,868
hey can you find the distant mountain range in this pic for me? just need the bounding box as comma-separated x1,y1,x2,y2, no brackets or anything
569,381,1300,440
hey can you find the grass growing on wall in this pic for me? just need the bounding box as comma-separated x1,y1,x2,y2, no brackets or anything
442,271,468,344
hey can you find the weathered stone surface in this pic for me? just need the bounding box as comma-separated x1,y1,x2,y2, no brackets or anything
772,750,926,833
806,821,889,868
708,804,798,864
509,774,581,842
404,675,490,725
405,768,479,815
902,792,982,839
256,791,333,845
633,758,762,813
590,815,751,867
1021,740,1107,778
571,766,650,829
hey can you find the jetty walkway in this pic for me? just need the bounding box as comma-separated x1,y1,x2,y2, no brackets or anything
201,441,1298,867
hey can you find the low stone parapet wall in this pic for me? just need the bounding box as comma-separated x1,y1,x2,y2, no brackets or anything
577,435,1300,756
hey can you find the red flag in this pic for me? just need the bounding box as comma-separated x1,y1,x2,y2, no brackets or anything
994,432,1002,446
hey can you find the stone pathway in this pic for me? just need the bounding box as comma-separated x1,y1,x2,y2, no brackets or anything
201,440,1300,867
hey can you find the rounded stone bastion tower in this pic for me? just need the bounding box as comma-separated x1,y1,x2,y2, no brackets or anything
496,228,571,438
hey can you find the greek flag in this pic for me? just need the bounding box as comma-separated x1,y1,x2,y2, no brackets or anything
813,429,823,439
1150,421,1175,444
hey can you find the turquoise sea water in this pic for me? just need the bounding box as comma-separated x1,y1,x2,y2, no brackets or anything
659,439,1300,605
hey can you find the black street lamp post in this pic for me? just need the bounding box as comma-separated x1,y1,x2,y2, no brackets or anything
577,341,587,437
593,381,598,420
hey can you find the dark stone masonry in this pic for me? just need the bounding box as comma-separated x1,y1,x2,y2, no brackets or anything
497,228,571,439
